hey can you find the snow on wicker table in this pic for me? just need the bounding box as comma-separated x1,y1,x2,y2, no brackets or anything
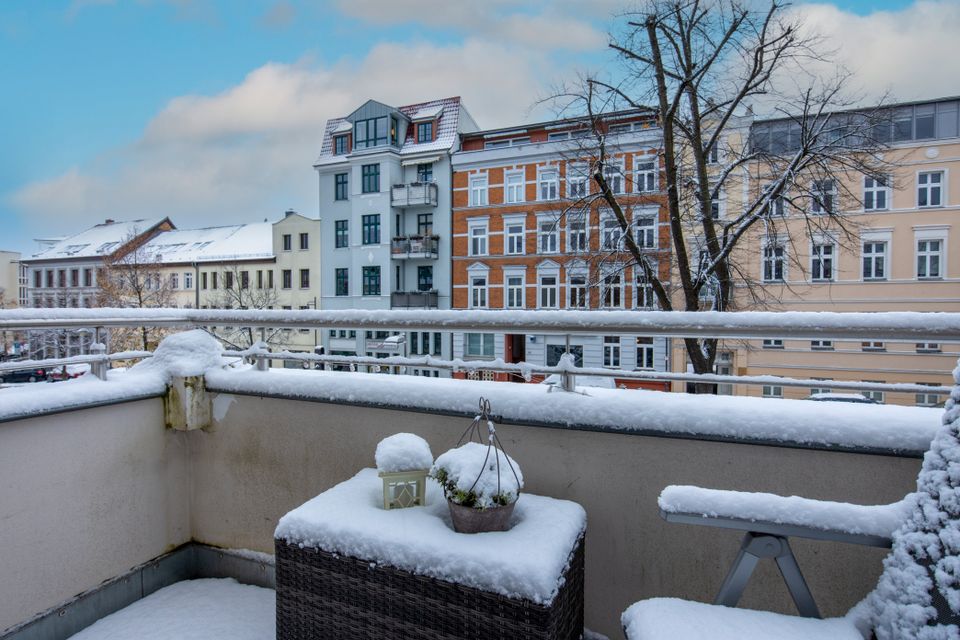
274,468,587,640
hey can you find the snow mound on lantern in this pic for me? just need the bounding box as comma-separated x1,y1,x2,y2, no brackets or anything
432,441,524,509
375,433,434,472
131,330,225,379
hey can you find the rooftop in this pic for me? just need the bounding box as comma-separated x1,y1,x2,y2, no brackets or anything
29,218,172,262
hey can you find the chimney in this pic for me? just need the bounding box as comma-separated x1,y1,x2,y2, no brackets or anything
104,218,115,224
284,209,296,218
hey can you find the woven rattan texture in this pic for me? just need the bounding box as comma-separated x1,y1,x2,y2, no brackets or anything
276,534,584,640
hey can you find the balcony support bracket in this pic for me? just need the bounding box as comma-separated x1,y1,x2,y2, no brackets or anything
164,375,212,431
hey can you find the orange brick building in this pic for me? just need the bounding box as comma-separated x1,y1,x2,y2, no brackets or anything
449,110,672,389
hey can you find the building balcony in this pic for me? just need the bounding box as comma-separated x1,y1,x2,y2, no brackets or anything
391,234,439,259
390,182,438,208
0,308,957,639
390,289,439,308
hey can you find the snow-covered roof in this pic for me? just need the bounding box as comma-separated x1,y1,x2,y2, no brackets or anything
142,223,274,264
316,96,464,166
30,218,169,261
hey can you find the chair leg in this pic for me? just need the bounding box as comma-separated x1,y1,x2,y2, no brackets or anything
714,533,762,607
774,538,821,618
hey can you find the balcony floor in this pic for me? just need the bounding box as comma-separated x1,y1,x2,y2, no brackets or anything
66,579,275,640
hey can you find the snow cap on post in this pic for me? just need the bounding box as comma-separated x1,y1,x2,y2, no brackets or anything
868,358,960,638
375,433,433,473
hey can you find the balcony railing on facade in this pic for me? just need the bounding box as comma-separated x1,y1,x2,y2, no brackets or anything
390,290,439,308
390,182,438,208
391,235,440,259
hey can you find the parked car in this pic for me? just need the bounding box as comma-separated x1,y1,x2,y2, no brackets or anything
805,392,879,404
0,368,48,384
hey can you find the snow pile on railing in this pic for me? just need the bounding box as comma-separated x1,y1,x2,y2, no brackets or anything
659,485,914,539
205,367,942,454
0,330,225,422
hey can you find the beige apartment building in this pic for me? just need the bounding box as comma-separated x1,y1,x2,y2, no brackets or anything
669,97,959,406
0,251,25,308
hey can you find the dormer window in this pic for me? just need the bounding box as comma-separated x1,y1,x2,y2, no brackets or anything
355,117,388,149
416,121,433,143
334,135,349,155
391,116,399,146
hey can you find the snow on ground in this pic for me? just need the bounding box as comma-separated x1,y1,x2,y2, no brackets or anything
275,468,586,605
206,367,942,454
375,432,434,472
659,485,914,538
66,579,274,640
621,598,862,640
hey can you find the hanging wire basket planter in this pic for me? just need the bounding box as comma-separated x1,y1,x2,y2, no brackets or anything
430,398,524,533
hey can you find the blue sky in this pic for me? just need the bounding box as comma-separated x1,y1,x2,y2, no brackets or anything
0,0,951,255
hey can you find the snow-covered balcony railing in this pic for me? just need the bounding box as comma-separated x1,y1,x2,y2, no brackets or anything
390,182,438,207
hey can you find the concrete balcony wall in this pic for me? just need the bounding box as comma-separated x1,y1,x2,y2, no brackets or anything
192,391,921,638
0,399,190,633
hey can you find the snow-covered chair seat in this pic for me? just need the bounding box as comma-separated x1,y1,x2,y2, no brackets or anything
622,598,862,640
624,359,960,639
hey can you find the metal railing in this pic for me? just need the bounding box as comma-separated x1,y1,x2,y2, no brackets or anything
390,234,440,258
390,291,439,308
2,308,958,396
390,182,438,207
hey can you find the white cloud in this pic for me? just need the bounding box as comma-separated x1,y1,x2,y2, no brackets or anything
11,40,551,229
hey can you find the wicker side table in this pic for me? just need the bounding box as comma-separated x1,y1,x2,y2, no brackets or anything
275,534,584,640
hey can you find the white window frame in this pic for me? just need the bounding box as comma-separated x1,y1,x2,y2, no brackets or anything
634,157,657,193
503,214,526,256
762,385,783,399
468,174,488,207
537,267,560,309
762,339,784,349
603,160,625,195
917,170,944,208
503,268,526,309
603,336,621,368
634,210,658,249
537,167,559,201
464,333,495,359
184,272,193,289
862,240,888,281
762,240,787,283
811,340,834,351
504,171,525,204
600,213,622,251
469,275,488,309
635,337,655,369
567,216,588,253
567,266,589,309
916,238,944,279
537,215,560,254
810,240,836,282
468,219,489,257
600,268,624,309
863,175,891,211
567,163,589,199
810,179,836,215
634,262,658,309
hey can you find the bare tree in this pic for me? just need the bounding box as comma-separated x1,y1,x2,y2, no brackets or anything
206,264,284,349
552,0,892,385
98,234,175,351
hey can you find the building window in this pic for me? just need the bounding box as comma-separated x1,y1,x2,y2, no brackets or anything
335,173,348,200
282,234,292,251
538,219,559,254
334,135,348,155
184,272,193,289
362,266,381,296
354,117,387,149
469,223,488,256
33,271,41,288
917,342,941,353
636,337,654,369
70,269,79,287
470,276,487,308
547,344,583,367
762,339,784,349
299,233,309,250
917,239,943,279
862,341,885,351
811,243,835,281
863,176,889,211
915,383,940,407
635,160,657,193
335,268,349,296
469,175,488,206
505,172,525,204
635,271,656,309
505,275,524,309
569,274,588,308
362,214,380,245
763,244,785,282
811,340,834,350
538,274,558,308
281,270,292,289
465,333,494,359
603,162,624,194
240,271,249,289
170,273,179,289
417,266,433,291
918,171,943,207
335,220,349,248
568,219,587,252
705,142,719,164
538,169,559,201
863,384,885,404
601,272,623,308
635,216,656,249
268,271,274,288
224,272,234,290
416,163,433,183
299,269,310,289
862,242,887,280
762,385,783,399
416,121,433,143
601,217,621,250
603,336,621,368
710,190,722,219
417,213,433,235
505,221,525,255
361,164,380,193
810,179,836,214
201,272,208,290
568,164,588,199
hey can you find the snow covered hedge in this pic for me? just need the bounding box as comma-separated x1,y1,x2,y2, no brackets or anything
868,358,960,639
